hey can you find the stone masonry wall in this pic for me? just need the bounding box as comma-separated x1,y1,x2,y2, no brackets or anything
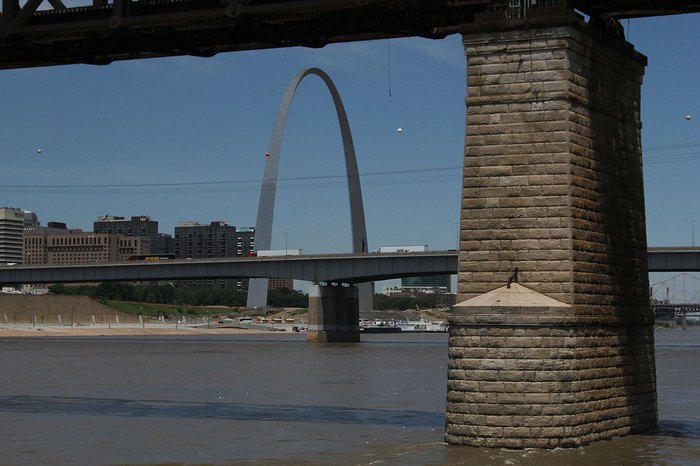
567,23,649,322
449,9,657,448
458,14,649,316
446,308,657,448
459,22,577,304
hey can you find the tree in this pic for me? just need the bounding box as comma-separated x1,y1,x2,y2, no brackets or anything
268,288,308,307
95,282,136,301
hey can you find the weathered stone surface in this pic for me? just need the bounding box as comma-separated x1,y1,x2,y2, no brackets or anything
448,9,657,449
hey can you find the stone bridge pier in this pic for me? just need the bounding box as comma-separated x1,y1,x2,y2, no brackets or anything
306,283,360,343
447,6,657,448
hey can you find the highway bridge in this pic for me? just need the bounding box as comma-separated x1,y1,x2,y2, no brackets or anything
1,0,700,70
0,247,697,286
0,250,456,285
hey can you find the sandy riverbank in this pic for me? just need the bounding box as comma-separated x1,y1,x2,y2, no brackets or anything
0,324,273,338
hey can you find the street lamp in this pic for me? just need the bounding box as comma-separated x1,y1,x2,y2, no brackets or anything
285,231,288,255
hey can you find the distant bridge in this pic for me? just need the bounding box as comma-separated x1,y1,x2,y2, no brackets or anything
647,247,700,273
0,246,697,286
652,303,700,318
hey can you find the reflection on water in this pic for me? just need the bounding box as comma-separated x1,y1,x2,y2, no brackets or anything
0,395,443,427
0,330,699,465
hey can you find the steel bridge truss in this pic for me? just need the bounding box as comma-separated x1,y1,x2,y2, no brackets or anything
1,0,699,70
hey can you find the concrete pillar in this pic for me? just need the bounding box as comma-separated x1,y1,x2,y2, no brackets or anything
307,283,360,343
448,7,657,448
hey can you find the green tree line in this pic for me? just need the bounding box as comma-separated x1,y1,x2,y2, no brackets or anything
373,293,438,310
49,283,308,308
49,282,440,310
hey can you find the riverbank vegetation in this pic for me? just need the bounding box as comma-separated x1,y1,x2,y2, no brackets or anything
47,282,447,315
48,283,308,310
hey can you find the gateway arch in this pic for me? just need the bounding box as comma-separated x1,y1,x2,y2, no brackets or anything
246,67,374,310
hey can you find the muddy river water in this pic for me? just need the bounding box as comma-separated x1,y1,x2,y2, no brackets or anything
1,329,699,465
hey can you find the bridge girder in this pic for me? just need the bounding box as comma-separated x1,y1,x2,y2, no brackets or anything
0,0,483,69
0,0,699,70
0,251,459,285
573,0,700,19
0,248,697,286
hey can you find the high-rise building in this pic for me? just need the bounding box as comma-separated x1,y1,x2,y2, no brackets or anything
175,220,236,259
94,215,173,255
235,227,255,257
174,221,255,290
0,207,25,264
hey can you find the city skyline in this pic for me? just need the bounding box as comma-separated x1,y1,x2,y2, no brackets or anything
1,13,699,262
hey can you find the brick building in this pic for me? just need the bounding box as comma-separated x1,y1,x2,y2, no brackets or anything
24,223,149,265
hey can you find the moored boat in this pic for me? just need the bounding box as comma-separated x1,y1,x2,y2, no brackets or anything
359,319,402,333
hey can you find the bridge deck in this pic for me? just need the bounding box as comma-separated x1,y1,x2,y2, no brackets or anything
0,251,459,285
1,1,699,69
0,247,696,286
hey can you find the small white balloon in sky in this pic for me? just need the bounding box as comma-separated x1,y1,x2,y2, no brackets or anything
397,127,403,133
686,114,692,121
36,148,43,154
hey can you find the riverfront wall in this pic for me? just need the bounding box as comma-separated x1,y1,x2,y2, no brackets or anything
447,8,657,448
0,294,123,323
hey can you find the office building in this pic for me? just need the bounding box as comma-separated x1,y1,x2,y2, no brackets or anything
175,220,236,258
235,227,256,257
24,223,149,265
0,207,24,264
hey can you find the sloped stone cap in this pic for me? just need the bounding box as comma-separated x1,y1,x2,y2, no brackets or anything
455,283,571,308
451,283,572,326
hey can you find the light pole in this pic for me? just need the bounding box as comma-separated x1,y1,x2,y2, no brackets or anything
284,231,288,255
693,218,696,247
453,220,459,248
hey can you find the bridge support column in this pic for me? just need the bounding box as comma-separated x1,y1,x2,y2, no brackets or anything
447,8,657,448
307,283,360,343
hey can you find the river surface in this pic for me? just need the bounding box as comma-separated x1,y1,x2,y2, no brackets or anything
1,328,699,465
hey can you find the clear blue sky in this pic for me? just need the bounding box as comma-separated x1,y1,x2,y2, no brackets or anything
1,12,698,289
